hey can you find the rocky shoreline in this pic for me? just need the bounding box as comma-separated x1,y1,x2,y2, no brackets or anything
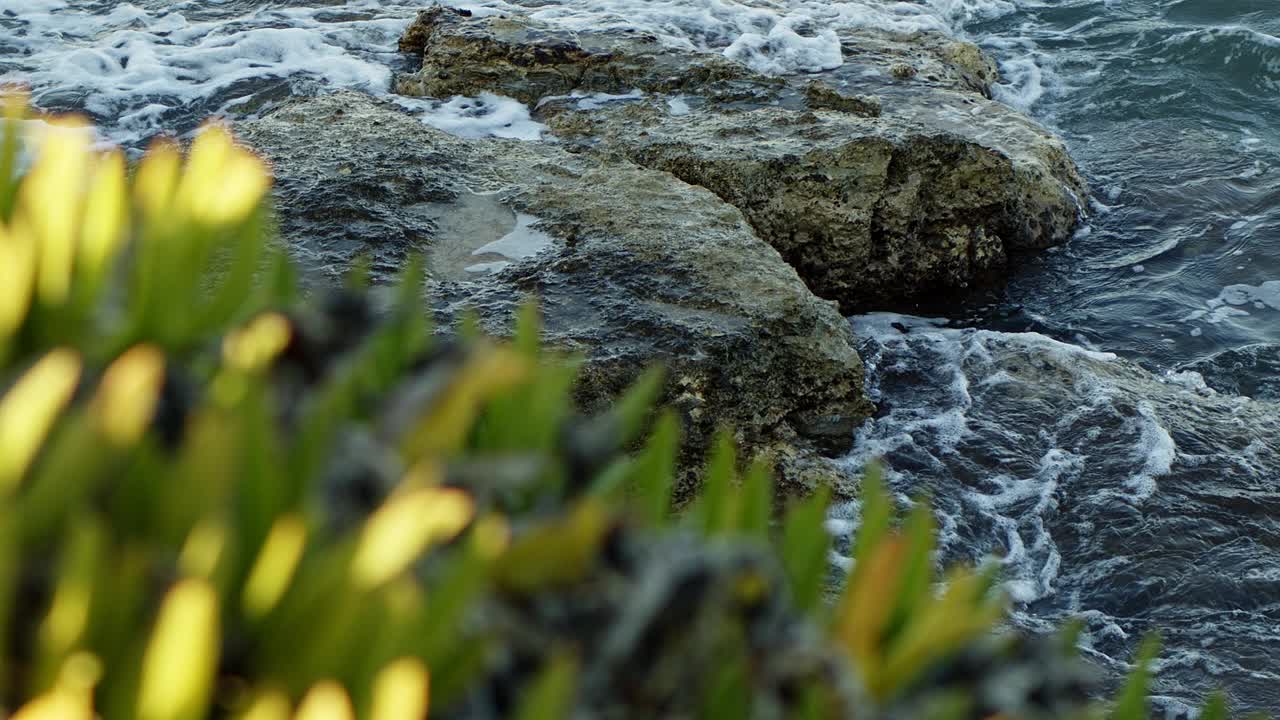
240,4,1088,492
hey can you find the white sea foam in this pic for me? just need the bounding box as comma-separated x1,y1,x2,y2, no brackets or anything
0,0,1046,146
1,0,551,145
1183,279,1280,335
1122,402,1174,501
723,16,843,75
1215,280,1280,311
394,94,546,140
830,313,1186,605
575,90,646,110
505,0,1028,77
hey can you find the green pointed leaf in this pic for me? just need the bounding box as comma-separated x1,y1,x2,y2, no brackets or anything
1110,634,1161,720
699,651,750,720
457,308,483,342
0,95,22,221
780,487,832,612
788,683,833,720
738,456,773,538
513,298,541,360
395,253,426,312
696,429,738,537
345,253,372,290
627,410,679,526
885,498,935,646
853,462,891,567
1057,617,1087,656
612,365,665,445
516,652,578,720
1198,691,1229,720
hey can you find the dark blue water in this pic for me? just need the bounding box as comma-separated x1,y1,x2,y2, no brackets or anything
967,0,1280,382
842,2,1280,714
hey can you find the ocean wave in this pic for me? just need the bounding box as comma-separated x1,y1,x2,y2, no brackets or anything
831,312,1280,710
1153,25,1280,93
0,0,1021,146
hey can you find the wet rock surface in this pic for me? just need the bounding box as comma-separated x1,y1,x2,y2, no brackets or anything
239,91,873,494
237,2,1093,495
394,5,772,106
395,5,1087,312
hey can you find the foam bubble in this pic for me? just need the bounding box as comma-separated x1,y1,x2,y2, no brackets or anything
1217,280,1280,310
0,0,1035,147
723,17,843,75
395,93,546,140
1122,401,1175,501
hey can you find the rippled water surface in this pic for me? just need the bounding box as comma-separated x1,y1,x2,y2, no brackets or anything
3,0,1279,713
967,0,1280,381
860,1,1280,712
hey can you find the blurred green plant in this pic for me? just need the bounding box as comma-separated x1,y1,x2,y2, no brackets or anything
0,91,1241,720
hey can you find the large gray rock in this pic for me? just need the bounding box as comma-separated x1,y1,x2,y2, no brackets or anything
395,6,1087,312
237,91,873,495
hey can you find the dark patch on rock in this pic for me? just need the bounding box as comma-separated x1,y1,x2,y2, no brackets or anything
804,81,882,117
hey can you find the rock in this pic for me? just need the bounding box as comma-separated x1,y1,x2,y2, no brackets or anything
395,7,1087,312
804,81,882,117
393,5,772,107
936,39,1000,95
237,91,873,495
555,100,1083,312
890,62,918,81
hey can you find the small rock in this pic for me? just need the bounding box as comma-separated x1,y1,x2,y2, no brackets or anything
890,61,918,80
804,81,883,117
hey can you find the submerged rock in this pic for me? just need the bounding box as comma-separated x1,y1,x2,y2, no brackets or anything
238,91,873,494
395,6,1087,312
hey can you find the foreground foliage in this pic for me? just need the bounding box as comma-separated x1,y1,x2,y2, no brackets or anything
0,94,1223,719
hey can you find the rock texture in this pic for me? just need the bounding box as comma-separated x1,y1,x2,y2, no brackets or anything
395,6,1087,312
236,5,1095,494
395,5,773,106
238,91,872,495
